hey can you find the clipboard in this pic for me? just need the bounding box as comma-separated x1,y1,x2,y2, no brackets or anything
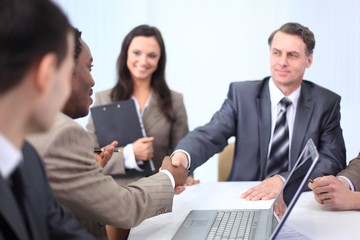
90,99,154,177
90,99,143,147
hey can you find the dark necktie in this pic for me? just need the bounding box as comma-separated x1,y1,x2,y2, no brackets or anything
9,167,31,236
266,97,292,177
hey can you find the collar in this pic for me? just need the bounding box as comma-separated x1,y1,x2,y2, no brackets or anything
269,77,301,108
0,134,22,179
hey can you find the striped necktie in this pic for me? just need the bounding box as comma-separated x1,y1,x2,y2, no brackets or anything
266,97,292,177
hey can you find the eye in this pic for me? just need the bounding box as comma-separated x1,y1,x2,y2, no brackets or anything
272,50,280,56
88,64,93,72
148,53,158,59
288,53,299,59
132,50,141,56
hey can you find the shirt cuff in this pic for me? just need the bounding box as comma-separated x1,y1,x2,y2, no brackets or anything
123,144,143,172
337,176,355,191
159,169,175,188
171,149,191,169
275,174,286,183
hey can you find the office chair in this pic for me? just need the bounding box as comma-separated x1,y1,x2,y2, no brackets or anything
217,143,235,181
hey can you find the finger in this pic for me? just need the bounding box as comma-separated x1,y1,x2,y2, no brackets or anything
110,140,118,147
171,158,182,167
174,185,186,195
141,137,154,143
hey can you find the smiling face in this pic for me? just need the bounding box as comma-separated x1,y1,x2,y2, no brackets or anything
269,31,313,95
126,36,161,83
62,38,95,119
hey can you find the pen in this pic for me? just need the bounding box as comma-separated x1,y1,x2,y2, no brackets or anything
308,178,314,183
94,147,123,153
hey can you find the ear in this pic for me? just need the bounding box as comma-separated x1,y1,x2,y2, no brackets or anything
33,53,58,94
305,54,313,68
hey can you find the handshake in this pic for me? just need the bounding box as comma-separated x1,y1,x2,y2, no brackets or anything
160,155,189,190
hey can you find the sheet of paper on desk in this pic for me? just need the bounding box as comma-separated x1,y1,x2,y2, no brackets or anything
277,223,314,240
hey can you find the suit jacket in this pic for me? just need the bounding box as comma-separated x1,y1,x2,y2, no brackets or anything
86,89,188,183
338,154,360,190
177,77,346,182
26,113,175,239
0,141,95,240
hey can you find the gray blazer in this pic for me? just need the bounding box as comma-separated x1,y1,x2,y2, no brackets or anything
338,154,360,190
86,89,188,183
0,141,95,240
177,77,346,182
26,113,174,239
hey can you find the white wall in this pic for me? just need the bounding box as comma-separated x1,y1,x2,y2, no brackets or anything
54,0,360,182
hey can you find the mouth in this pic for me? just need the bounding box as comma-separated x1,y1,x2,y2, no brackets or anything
89,88,93,96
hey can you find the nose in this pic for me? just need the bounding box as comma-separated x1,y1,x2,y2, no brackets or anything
279,54,288,66
139,54,148,65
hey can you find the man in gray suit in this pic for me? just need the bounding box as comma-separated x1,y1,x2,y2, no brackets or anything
27,28,188,239
172,22,346,202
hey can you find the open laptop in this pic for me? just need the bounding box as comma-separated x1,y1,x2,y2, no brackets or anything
172,138,319,240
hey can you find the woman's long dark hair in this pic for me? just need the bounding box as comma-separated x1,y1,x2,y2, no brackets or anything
111,24,174,122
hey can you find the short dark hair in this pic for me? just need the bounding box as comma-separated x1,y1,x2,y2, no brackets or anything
72,27,83,61
268,22,315,55
0,0,71,94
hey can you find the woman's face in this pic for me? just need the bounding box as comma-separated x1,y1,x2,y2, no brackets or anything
126,36,161,83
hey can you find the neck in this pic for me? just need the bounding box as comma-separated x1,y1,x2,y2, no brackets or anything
0,98,28,149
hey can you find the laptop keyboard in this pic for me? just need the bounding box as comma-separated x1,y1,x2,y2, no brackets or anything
206,210,255,240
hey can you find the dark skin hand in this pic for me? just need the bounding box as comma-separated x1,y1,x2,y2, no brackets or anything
94,140,118,168
161,156,188,187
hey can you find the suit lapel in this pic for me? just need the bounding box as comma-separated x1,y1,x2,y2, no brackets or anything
19,165,40,240
291,82,314,167
0,176,29,240
256,79,272,178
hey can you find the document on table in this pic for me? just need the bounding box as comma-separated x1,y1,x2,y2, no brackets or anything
277,223,314,240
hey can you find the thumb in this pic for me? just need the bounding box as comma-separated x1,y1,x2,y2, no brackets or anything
141,137,154,143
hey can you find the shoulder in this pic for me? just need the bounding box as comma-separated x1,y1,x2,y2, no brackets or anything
94,88,113,105
227,78,268,99
26,113,90,155
170,90,184,102
302,80,341,100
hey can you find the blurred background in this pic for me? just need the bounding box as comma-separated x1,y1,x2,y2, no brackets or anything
54,0,360,182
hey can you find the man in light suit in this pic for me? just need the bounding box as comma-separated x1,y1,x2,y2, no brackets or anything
309,154,360,210
26,28,188,239
171,22,346,202
0,0,96,239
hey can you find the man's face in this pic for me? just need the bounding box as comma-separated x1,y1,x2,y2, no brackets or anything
63,38,95,119
29,32,74,132
269,31,313,95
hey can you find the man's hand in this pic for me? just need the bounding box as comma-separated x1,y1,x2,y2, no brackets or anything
308,175,360,210
186,175,200,186
170,151,189,169
161,156,188,187
94,141,118,168
133,137,154,160
241,175,284,200
274,193,286,219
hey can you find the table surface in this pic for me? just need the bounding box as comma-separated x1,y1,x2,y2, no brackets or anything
129,182,360,240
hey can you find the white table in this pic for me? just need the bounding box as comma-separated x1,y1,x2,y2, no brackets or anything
129,182,360,240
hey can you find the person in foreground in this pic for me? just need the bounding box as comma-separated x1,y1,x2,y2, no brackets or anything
26,27,188,240
171,22,346,202
86,24,191,184
0,0,96,239
309,154,360,210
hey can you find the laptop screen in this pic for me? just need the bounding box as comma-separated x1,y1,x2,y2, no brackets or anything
270,138,319,239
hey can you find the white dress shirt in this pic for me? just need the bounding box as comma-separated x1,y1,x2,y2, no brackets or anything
0,133,22,179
